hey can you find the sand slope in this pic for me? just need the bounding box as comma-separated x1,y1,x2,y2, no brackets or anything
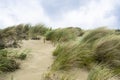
4,39,88,80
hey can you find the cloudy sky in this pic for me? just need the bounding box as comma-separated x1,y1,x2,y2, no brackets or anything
0,0,120,29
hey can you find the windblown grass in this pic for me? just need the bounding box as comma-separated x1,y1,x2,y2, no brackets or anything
87,65,118,80
52,42,95,70
80,27,114,47
93,35,120,66
51,27,120,72
45,27,83,44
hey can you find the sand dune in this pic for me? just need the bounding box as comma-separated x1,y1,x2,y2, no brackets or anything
4,39,88,80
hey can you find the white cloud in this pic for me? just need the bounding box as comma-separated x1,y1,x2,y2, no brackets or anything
0,0,119,29
0,0,50,28
49,0,118,29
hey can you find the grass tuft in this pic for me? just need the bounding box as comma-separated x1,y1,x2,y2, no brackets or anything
87,65,117,80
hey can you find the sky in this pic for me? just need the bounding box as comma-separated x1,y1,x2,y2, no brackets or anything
0,0,120,29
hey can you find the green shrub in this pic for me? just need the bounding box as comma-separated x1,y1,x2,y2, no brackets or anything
0,50,20,72
0,49,29,73
16,49,29,60
17,52,27,60
0,58,19,72
0,50,8,57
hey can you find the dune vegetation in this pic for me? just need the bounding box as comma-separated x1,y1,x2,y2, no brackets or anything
0,24,49,74
87,65,116,80
43,27,120,80
1,24,120,80
45,27,83,45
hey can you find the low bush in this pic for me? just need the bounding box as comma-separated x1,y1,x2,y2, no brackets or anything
0,50,8,57
0,58,19,72
0,49,28,73
17,52,27,60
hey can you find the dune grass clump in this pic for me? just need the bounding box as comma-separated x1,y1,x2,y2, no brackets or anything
94,35,120,68
52,42,95,70
45,27,83,44
29,24,50,38
0,58,19,72
46,28,76,43
16,49,30,60
17,52,27,60
45,30,56,41
0,49,29,73
0,50,19,72
80,27,114,46
53,42,77,56
87,65,117,80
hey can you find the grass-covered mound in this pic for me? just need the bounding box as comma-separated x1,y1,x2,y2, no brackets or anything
45,27,83,44
0,23,50,49
51,27,120,71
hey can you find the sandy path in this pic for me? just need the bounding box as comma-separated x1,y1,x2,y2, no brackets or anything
4,39,89,80
5,39,55,80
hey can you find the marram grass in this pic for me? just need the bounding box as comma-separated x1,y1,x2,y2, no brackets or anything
87,65,118,80
93,35,120,67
